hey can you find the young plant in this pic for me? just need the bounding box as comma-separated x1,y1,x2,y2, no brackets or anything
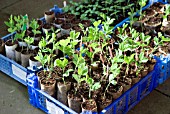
117,23,128,35
24,36,34,52
104,62,120,96
73,48,86,70
124,54,135,75
85,76,101,99
34,52,48,70
68,30,80,57
14,30,26,49
4,15,18,43
29,19,41,37
139,51,148,64
139,32,151,51
87,42,102,64
138,0,147,15
153,32,170,55
128,8,138,28
58,38,72,57
72,61,88,93
54,58,73,84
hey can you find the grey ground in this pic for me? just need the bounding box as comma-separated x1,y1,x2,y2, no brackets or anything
0,0,170,114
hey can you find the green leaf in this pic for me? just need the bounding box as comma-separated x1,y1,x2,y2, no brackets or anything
4,21,11,27
39,38,47,49
93,20,101,27
63,69,73,77
141,58,148,63
162,37,170,42
73,74,80,83
91,82,101,91
79,64,88,76
124,56,129,64
59,39,70,47
54,59,63,68
86,51,93,58
129,54,135,63
110,63,118,70
87,77,94,85
110,80,117,85
94,48,101,55
24,36,34,45
63,58,69,68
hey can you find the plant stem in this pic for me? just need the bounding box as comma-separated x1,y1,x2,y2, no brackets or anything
104,83,110,97
126,64,129,75
89,89,91,99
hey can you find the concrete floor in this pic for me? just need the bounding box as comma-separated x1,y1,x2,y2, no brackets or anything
0,0,170,114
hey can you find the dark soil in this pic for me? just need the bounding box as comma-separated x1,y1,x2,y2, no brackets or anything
67,90,82,101
71,19,81,25
15,46,22,52
108,84,122,93
82,100,97,111
30,55,38,61
81,20,91,27
45,11,54,15
35,33,42,38
61,23,71,29
41,77,56,86
65,14,75,19
21,49,32,55
72,25,82,32
56,13,65,18
32,40,39,46
143,8,156,17
119,77,132,85
97,93,112,111
5,40,18,46
54,18,64,24
43,23,52,29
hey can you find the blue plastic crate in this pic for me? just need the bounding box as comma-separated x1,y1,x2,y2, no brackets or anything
0,5,62,86
26,63,157,114
114,0,170,88
0,33,27,85
26,1,170,114
152,54,170,88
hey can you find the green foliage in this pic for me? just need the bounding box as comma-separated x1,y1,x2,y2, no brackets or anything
30,19,41,36
85,77,101,98
58,38,72,56
54,58,68,70
139,51,148,63
24,36,34,51
34,52,48,69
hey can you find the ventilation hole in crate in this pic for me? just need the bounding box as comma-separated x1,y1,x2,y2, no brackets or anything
159,72,164,78
38,93,46,108
116,96,126,114
0,59,11,73
140,77,152,97
104,106,114,114
162,65,164,69
128,87,138,107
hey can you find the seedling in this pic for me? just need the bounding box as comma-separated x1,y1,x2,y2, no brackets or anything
85,76,101,99
58,38,72,57
124,54,135,75
54,58,73,84
139,32,151,51
24,36,34,52
34,52,48,70
104,62,120,97
30,19,41,37
72,61,87,93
